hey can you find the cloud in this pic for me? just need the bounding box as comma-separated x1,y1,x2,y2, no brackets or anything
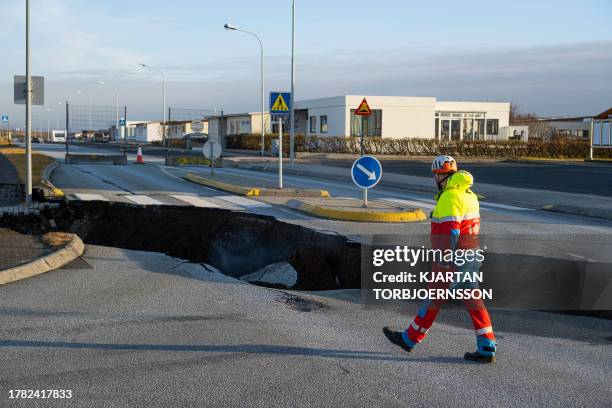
0,0,146,78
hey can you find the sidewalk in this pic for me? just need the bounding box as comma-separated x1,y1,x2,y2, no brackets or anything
223,156,612,220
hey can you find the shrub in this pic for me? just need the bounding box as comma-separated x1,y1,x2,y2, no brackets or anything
224,134,611,159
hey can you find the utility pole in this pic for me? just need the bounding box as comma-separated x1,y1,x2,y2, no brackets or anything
25,0,33,204
289,0,296,163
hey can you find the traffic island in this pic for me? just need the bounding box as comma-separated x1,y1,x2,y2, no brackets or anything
183,172,330,197
285,197,428,223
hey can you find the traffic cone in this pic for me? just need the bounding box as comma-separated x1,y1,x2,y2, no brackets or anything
136,145,144,164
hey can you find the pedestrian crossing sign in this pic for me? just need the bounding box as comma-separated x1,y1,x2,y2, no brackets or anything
355,98,372,116
1,115,8,122
270,92,291,115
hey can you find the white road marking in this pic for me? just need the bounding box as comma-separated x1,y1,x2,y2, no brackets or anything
124,195,166,205
479,202,534,211
170,195,221,208
73,193,109,202
380,198,435,210
216,195,272,208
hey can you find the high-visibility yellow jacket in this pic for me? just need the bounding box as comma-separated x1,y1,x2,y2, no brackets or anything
431,170,480,248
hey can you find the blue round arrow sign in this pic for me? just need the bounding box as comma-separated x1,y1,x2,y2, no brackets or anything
351,155,382,189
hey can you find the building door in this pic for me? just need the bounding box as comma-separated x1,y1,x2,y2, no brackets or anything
441,120,450,141
450,119,461,141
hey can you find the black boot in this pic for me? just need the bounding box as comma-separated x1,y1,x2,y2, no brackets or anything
383,327,413,353
464,351,496,364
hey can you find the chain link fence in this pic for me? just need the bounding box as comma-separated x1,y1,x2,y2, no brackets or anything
66,103,127,143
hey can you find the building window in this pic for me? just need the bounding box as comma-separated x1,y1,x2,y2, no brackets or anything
350,109,382,137
486,119,499,135
309,116,317,134
320,116,328,133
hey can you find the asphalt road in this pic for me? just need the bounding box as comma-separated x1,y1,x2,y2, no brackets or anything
48,142,612,196
38,143,612,236
1,245,610,407
1,143,609,406
310,159,612,197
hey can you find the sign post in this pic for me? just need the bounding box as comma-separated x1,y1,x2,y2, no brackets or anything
351,155,382,208
270,91,291,189
1,116,8,142
203,139,222,176
355,98,372,156
354,98,374,204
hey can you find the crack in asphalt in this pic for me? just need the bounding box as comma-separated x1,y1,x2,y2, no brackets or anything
78,168,134,194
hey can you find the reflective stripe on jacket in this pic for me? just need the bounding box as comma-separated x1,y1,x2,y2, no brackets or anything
431,170,480,248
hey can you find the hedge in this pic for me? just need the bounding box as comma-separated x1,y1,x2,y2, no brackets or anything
225,134,612,159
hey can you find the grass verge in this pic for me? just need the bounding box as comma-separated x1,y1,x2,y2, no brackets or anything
0,147,54,186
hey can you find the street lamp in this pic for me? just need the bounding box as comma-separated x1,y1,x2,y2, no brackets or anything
140,63,166,150
97,80,120,141
45,107,51,140
224,22,265,157
290,0,296,162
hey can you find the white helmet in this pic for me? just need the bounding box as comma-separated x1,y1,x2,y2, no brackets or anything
431,155,458,174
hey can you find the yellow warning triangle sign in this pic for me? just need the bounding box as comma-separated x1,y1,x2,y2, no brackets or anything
355,98,372,116
272,94,289,111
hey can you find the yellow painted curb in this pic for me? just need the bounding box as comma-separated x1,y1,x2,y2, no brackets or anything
0,234,85,285
184,173,330,197
292,201,428,223
42,160,65,198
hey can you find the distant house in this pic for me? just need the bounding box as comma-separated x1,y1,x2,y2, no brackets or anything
206,112,272,143
133,122,163,143
166,120,209,140
535,108,612,140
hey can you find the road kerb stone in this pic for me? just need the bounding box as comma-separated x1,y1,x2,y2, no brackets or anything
286,199,427,223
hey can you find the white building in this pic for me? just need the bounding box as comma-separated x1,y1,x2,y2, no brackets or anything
133,122,163,143
206,112,272,142
294,95,511,141
166,120,209,140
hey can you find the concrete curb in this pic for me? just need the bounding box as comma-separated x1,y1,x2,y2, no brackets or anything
41,160,65,199
286,199,427,223
183,173,330,197
0,234,85,285
541,204,612,220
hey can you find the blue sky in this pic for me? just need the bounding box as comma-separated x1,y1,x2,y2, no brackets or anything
1,0,611,128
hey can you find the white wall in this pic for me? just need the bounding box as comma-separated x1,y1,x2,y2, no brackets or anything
134,122,162,143
346,95,437,138
296,96,351,137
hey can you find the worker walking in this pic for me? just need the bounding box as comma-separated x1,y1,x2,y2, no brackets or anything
383,155,497,363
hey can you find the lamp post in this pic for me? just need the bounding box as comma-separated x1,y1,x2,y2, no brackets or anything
97,81,120,140
25,0,32,203
45,107,51,140
224,23,265,157
290,0,296,162
140,63,166,151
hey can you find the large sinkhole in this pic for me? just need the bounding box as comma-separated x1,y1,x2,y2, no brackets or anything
0,201,361,291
